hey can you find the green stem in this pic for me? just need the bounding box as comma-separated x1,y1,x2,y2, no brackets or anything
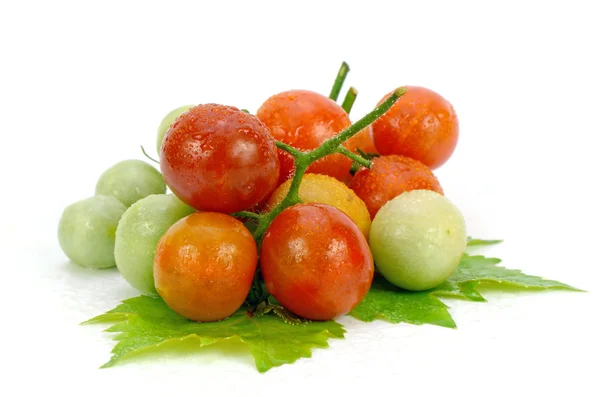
276,141,304,157
337,146,372,169
341,87,358,114
231,211,263,220
329,62,350,101
253,160,306,241
308,87,406,162
140,145,159,164
350,162,361,174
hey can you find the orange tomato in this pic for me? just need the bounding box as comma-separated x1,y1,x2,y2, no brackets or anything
154,212,257,322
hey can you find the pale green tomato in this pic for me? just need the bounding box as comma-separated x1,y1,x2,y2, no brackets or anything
95,159,166,207
114,194,195,295
156,104,195,154
369,190,467,291
58,195,127,269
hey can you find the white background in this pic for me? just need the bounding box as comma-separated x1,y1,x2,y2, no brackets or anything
2,0,599,396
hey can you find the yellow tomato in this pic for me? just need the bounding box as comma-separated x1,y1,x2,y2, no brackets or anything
265,173,371,238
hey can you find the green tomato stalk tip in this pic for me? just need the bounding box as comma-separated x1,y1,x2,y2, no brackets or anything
329,61,350,101
341,86,358,114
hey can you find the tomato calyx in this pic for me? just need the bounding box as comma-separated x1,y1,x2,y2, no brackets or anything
249,297,309,325
349,148,380,174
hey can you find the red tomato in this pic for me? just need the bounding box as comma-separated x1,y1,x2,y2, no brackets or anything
256,90,353,184
160,104,279,213
350,155,444,219
154,212,258,322
372,86,459,169
260,203,374,320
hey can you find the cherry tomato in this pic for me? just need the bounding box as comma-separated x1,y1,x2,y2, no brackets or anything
370,190,467,291
372,86,459,169
160,104,279,213
265,173,371,238
260,203,374,320
154,212,258,322
256,90,353,184
350,155,443,219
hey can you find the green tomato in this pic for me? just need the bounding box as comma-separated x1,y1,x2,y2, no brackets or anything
58,195,127,269
95,159,166,207
156,104,195,154
369,190,467,291
114,194,195,295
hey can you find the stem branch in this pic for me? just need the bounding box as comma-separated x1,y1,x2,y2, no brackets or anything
276,141,304,157
309,87,406,162
252,161,306,241
140,145,159,164
337,146,372,169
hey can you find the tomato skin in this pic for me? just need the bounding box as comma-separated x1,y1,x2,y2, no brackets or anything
350,155,443,219
154,212,258,322
256,90,353,184
160,104,279,213
260,203,374,321
372,86,459,169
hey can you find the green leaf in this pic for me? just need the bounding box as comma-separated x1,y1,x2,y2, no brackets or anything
351,253,582,327
83,296,345,373
467,237,504,247
433,254,583,301
83,241,583,370
350,277,457,328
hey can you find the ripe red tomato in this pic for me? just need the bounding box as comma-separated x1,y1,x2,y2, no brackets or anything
260,203,374,320
160,104,279,213
256,90,353,184
154,212,258,322
350,155,444,219
372,86,459,169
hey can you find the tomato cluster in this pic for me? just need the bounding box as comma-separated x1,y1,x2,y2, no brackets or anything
58,62,465,323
